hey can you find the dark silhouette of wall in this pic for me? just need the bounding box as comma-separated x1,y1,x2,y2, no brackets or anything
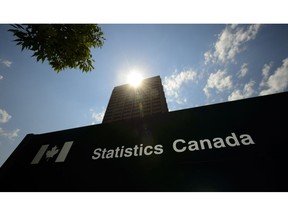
1,92,287,192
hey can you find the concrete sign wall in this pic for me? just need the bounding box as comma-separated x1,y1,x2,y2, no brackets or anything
1,92,287,191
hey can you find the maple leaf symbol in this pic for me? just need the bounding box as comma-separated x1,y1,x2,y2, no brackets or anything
46,146,59,161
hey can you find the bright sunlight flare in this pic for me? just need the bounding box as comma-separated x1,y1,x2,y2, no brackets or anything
127,71,143,87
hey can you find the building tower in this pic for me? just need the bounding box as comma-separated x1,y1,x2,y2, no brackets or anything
102,75,168,123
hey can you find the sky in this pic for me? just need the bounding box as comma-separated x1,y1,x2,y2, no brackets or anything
1,24,288,167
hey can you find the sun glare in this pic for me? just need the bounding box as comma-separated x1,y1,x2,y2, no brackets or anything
127,71,143,87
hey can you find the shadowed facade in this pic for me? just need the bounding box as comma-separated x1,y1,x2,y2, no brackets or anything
103,76,168,123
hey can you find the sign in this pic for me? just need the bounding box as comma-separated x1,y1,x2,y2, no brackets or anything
1,92,287,191
31,141,73,164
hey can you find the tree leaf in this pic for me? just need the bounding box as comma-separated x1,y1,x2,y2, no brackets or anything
8,24,105,73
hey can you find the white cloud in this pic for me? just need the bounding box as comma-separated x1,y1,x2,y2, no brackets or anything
0,109,11,124
203,70,233,97
91,109,105,124
204,24,261,64
0,108,20,140
0,59,12,68
260,58,288,96
0,128,20,140
0,75,3,80
230,24,238,29
204,51,213,64
260,62,273,87
228,80,256,101
163,69,198,104
237,63,248,78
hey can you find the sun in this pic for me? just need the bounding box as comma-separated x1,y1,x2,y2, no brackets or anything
127,71,143,88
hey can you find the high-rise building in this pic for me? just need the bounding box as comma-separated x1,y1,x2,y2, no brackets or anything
103,75,168,123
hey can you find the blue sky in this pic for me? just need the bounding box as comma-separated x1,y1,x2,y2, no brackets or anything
1,24,288,166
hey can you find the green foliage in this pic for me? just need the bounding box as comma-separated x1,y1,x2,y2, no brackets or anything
9,24,105,73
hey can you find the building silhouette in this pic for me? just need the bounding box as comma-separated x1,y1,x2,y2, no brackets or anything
103,75,168,123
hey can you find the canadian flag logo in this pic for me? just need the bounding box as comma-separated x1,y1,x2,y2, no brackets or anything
31,141,73,164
